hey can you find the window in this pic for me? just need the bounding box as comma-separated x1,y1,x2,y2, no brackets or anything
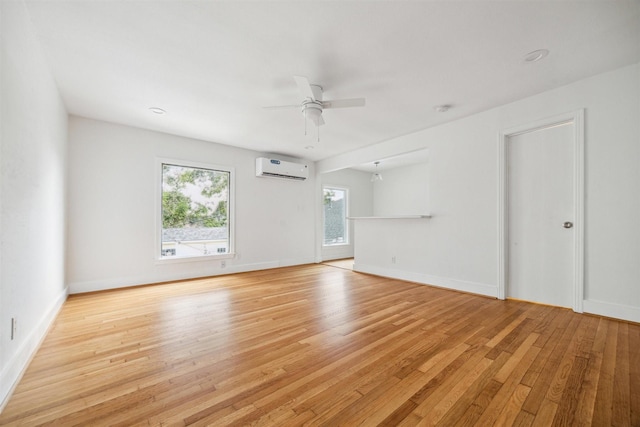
159,160,233,260
323,186,348,246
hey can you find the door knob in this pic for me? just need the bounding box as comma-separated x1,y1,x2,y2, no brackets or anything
563,221,573,229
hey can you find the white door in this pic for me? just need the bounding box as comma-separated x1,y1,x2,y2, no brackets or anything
507,122,575,308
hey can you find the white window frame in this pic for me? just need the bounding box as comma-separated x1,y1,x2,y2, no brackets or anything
156,157,235,264
322,185,349,247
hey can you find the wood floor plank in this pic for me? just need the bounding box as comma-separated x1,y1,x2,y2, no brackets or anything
452,379,503,426
410,344,490,418
293,326,437,417
0,264,638,426
612,321,631,426
485,312,528,348
520,314,581,415
337,369,433,426
512,409,536,427
592,320,619,426
551,355,589,426
493,383,532,426
435,351,512,426
412,354,493,425
630,321,640,426
531,398,559,427
493,332,540,383
573,318,608,425
473,337,541,425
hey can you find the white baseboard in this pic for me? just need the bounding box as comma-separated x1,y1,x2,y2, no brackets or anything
583,299,640,324
353,263,498,298
0,286,68,412
68,258,316,294
321,246,354,262
349,264,639,323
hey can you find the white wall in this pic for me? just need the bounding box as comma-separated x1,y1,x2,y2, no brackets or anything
67,117,316,293
373,162,429,216
319,168,373,261
0,0,69,409
319,63,640,323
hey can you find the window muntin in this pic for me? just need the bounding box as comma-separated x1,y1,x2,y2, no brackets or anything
323,187,348,246
160,162,232,260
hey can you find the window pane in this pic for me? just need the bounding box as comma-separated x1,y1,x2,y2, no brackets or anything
161,163,229,258
323,187,347,245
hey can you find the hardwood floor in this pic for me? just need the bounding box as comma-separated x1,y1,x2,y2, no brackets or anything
321,258,354,270
1,264,638,426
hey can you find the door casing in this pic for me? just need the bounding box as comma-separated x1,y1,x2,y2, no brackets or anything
497,110,584,312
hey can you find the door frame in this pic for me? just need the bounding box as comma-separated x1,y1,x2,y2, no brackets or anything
497,109,585,312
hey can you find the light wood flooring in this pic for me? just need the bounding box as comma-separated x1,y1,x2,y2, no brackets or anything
1,264,638,426
321,258,354,271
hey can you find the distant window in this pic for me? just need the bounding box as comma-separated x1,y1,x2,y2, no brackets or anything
160,161,233,259
323,187,348,246
161,248,176,257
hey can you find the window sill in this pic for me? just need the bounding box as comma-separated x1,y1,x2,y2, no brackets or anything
155,252,236,265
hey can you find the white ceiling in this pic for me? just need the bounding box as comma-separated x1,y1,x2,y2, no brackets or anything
24,1,640,162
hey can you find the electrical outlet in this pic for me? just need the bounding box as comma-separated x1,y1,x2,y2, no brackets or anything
11,318,17,340
221,260,226,268
392,256,396,264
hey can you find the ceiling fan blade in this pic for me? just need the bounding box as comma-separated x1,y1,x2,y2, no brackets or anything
322,98,366,109
293,75,316,101
263,104,300,110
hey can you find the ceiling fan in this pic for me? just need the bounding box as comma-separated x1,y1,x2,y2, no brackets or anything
264,76,366,136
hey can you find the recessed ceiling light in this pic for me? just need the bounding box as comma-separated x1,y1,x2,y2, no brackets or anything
149,107,166,115
434,105,450,113
305,145,315,150
524,49,549,63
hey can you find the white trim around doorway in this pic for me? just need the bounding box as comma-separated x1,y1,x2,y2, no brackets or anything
497,109,585,312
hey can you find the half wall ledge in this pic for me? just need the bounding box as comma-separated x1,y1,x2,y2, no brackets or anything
347,215,431,219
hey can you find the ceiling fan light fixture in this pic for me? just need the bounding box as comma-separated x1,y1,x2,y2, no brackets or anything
303,103,322,122
265,75,365,141
302,103,323,140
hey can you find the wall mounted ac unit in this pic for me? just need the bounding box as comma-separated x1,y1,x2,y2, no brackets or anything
256,157,308,181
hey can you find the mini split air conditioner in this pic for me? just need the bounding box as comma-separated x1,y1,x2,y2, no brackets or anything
255,157,308,181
